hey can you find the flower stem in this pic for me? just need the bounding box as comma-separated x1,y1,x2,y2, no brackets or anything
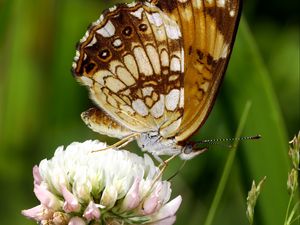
284,191,294,225
285,197,300,225
291,214,300,224
204,101,252,225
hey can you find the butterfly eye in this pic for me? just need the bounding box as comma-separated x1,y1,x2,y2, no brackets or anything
98,49,111,61
138,23,148,32
122,26,133,37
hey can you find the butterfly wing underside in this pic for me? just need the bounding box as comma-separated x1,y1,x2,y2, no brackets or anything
72,2,185,138
150,0,241,142
81,107,134,139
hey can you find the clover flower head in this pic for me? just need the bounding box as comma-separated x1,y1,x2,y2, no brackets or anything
22,140,182,225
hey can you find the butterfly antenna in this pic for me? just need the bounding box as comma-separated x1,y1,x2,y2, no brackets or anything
194,135,261,149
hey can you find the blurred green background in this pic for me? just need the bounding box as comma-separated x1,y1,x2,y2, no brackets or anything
0,0,299,224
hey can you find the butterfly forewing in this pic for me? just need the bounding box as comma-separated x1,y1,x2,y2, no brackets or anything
72,2,185,137
149,0,241,141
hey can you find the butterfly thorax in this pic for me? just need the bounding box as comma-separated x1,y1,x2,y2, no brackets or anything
137,131,203,160
137,132,181,155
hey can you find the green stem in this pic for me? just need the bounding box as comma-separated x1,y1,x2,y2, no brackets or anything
286,201,300,225
284,191,294,225
291,214,300,224
204,101,252,225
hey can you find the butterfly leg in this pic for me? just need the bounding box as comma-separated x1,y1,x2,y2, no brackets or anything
167,160,187,181
92,133,140,152
152,153,164,164
151,153,179,185
158,154,178,170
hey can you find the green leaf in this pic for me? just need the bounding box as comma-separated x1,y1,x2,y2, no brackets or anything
204,101,253,225
222,17,290,225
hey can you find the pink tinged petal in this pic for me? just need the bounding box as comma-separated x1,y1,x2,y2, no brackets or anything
159,182,171,204
34,184,61,210
21,204,53,221
61,185,81,213
83,201,101,221
122,178,141,210
151,216,176,225
143,183,162,215
68,217,86,225
33,165,43,185
143,195,159,215
152,196,182,221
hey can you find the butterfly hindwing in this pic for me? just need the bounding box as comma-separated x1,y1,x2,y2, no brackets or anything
81,107,133,139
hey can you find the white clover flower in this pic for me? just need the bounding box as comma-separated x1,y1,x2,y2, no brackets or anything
22,140,182,225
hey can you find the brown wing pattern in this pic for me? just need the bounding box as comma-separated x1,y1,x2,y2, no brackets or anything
148,0,241,141
72,2,185,137
81,107,133,139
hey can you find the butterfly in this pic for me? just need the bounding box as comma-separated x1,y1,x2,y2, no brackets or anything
72,0,241,160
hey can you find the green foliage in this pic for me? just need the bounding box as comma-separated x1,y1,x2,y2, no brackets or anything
0,0,298,224
246,176,267,225
284,132,300,225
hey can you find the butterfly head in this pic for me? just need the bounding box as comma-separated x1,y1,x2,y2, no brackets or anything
179,142,208,160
